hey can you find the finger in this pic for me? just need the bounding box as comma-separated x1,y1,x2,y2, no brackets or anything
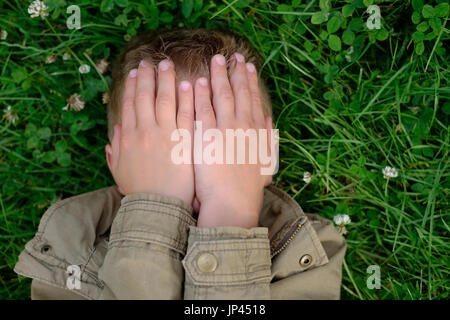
194,77,216,130
192,197,200,213
229,53,252,124
135,59,156,128
265,116,273,158
121,69,137,132
246,62,265,128
155,59,177,128
210,54,234,127
265,116,277,186
177,80,195,134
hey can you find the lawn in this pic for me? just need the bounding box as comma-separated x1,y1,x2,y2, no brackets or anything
0,0,448,300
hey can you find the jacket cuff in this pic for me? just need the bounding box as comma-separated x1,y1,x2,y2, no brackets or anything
181,226,272,286
108,193,197,256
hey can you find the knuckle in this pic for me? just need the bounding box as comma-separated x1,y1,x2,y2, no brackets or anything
157,94,173,108
199,103,213,115
135,92,151,104
250,87,262,103
238,115,253,128
252,95,262,109
236,85,251,99
137,129,153,148
120,132,133,149
177,109,194,123
122,98,134,111
217,88,234,104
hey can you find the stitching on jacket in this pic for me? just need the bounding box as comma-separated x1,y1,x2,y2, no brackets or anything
190,238,270,248
108,236,186,255
189,266,272,277
109,229,187,251
82,246,101,287
185,281,270,290
122,199,193,218
110,229,187,245
15,267,93,300
118,208,195,226
186,274,272,286
107,244,182,260
15,261,99,297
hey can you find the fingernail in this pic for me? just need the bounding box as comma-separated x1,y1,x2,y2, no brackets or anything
198,77,208,87
229,56,237,70
246,62,256,73
159,59,170,71
139,59,150,68
180,80,191,91
129,68,137,78
234,52,245,63
214,54,225,66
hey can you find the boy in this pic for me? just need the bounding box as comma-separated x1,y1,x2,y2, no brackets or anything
14,28,346,300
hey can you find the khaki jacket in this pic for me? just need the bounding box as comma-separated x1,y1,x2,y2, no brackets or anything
14,184,346,300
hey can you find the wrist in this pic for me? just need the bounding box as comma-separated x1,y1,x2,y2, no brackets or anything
197,201,260,229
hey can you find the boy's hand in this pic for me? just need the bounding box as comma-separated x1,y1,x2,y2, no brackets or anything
106,59,195,206
194,53,275,228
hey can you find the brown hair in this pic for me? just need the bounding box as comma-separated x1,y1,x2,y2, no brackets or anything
107,28,272,143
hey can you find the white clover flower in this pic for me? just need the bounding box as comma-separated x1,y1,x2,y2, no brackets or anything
3,105,18,124
333,214,351,235
408,106,420,114
62,52,71,61
45,54,56,64
78,64,90,74
303,171,312,183
345,46,354,62
95,58,109,74
102,91,110,104
0,30,7,40
28,0,49,19
65,93,85,111
334,214,351,226
382,166,398,179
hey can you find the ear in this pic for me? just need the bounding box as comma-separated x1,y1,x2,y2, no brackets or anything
105,144,113,173
105,144,125,195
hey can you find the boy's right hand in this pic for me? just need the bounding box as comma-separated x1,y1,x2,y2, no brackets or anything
106,59,195,206
193,53,275,229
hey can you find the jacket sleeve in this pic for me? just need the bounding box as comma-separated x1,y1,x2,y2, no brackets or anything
181,213,346,300
96,193,197,299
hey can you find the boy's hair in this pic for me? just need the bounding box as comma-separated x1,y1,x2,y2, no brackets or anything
107,28,272,143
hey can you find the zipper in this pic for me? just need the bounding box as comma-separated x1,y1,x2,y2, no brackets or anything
271,216,307,259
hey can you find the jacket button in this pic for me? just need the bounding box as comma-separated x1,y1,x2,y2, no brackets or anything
41,245,51,253
299,254,312,267
197,253,218,273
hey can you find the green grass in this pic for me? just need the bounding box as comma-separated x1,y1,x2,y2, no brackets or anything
0,0,449,300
